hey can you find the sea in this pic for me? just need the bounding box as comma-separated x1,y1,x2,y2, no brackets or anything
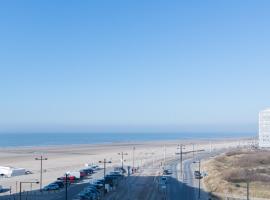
0,132,255,147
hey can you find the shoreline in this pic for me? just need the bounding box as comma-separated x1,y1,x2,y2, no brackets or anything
0,136,254,149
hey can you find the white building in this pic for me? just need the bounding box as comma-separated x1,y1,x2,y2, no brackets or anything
0,166,25,178
259,108,270,148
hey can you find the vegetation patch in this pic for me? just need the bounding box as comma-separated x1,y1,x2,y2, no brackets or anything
202,149,270,199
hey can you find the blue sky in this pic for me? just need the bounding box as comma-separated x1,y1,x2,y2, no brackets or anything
0,0,270,134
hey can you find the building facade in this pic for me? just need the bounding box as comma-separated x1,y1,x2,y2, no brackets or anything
259,108,270,148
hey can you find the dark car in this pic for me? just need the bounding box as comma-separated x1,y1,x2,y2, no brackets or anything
80,171,87,178
92,181,103,189
81,168,94,175
43,183,60,191
109,171,123,177
53,180,64,188
95,179,104,185
163,169,172,175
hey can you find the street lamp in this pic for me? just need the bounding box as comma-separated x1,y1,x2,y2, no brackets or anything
35,156,48,191
64,173,70,200
118,152,128,171
247,181,250,200
193,160,201,199
99,159,112,194
177,144,185,175
19,181,39,200
132,147,135,173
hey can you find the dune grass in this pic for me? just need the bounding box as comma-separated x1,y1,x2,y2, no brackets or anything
202,149,270,199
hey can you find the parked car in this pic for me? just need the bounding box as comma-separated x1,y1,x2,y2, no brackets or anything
163,169,172,175
91,165,101,171
92,181,103,189
81,168,94,175
109,171,123,176
105,174,121,187
57,175,76,183
95,179,104,185
53,180,64,188
74,192,95,200
83,187,100,199
43,183,60,191
80,171,87,178
85,185,100,193
66,171,81,179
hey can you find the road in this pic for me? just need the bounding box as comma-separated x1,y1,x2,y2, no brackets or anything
103,150,223,200
103,162,162,200
165,149,225,200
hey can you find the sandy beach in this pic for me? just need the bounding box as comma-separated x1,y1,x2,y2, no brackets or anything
0,138,252,196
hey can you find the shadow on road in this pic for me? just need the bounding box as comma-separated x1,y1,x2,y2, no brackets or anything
0,175,221,200
103,174,220,200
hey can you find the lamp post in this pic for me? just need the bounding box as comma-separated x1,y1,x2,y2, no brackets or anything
247,181,249,200
19,181,39,200
35,156,48,191
99,159,112,194
177,144,185,175
118,152,128,171
193,160,201,199
132,147,135,173
65,173,70,200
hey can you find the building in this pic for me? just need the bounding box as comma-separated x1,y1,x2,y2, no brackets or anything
0,166,25,178
259,108,270,148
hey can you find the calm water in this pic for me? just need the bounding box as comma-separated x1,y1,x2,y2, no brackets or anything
0,132,255,147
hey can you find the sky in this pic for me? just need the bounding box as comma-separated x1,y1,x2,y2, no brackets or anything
0,0,270,134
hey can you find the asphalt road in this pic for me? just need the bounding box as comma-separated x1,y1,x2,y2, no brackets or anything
102,150,220,200
164,150,225,200
103,162,162,200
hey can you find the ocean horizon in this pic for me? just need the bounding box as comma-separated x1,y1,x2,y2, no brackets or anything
0,132,256,147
